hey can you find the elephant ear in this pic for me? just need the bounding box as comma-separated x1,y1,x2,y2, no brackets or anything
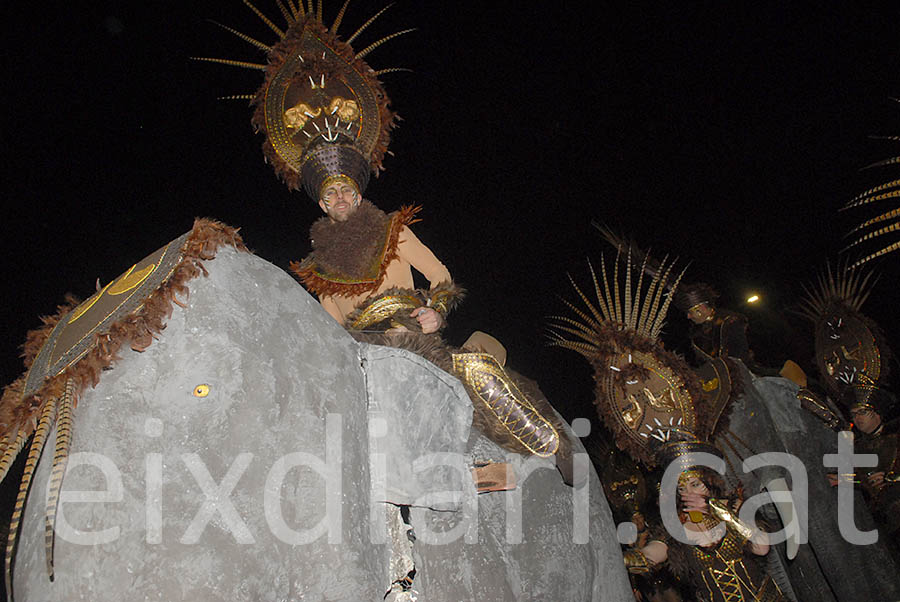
2,219,246,445
549,246,703,466
0,219,246,591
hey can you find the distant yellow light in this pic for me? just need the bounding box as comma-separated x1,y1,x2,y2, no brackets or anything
746,295,760,304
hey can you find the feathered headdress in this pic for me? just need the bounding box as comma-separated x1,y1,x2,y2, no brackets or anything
798,260,891,409
549,246,704,465
594,225,718,314
195,1,412,199
841,98,899,265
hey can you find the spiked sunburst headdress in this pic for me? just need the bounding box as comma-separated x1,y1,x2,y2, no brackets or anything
594,225,719,315
196,1,412,200
548,247,706,466
798,260,891,409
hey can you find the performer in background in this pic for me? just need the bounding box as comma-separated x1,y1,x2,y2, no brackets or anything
828,387,899,556
625,457,784,602
674,283,751,366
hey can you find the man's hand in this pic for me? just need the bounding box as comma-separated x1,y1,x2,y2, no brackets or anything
410,307,443,334
681,492,708,515
826,472,857,487
867,471,886,491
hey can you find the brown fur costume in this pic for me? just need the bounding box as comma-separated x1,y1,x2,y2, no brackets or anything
289,201,421,299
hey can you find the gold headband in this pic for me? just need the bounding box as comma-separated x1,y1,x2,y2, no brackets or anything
678,469,703,488
319,175,359,202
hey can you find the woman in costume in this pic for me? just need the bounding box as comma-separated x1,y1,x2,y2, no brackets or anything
625,453,784,602
549,246,788,601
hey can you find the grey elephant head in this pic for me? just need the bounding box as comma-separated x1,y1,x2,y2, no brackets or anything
2,224,632,601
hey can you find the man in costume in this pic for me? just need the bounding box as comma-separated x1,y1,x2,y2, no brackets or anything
827,387,900,555
674,283,753,367
293,174,451,334
209,2,573,484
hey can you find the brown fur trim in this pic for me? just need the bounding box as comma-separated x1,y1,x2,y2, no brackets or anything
0,218,246,452
249,17,398,191
352,330,454,371
300,200,392,282
290,204,421,298
425,280,466,319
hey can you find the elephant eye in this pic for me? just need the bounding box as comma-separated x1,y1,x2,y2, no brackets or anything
193,384,211,398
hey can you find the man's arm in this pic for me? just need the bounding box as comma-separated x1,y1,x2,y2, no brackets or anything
397,226,452,333
720,314,749,360
319,295,345,324
397,226,451,287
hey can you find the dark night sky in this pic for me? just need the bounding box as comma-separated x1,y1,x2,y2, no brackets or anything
3,2,899,422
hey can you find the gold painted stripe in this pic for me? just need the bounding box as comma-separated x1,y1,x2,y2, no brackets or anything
67,281,113,324
107,263,156,296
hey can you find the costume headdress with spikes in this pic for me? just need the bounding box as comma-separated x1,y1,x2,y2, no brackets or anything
196,1,412,200
549,247,707,466
798,260,891,409
841,98,900,266
595,225,719,315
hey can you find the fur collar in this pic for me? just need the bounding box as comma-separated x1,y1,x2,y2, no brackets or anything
290,201,421,297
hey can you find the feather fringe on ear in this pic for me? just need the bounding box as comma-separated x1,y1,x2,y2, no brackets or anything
0,219,247,479
0,219,247,595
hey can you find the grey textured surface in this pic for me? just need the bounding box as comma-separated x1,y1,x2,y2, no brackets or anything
12,246,631,601
724,369,900,601
15,246,384,601
410,431,632,602
362,343,474,512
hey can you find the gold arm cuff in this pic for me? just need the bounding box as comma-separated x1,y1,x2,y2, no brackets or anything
623,549,651,574
452,352,559,457
348,295,421,330
707,498,754,543
429,289,455,316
